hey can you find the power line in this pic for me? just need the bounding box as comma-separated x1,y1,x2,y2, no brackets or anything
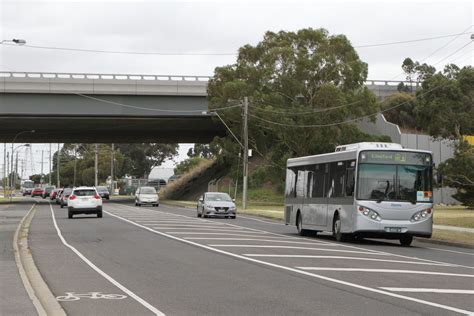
389,25,473,80
354,32,472,48
75,93,242,113
247,79,450,128
432,41,473,66
1,32,471,56
250,99,364,115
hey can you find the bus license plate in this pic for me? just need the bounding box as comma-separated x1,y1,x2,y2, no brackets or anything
386,227,402,233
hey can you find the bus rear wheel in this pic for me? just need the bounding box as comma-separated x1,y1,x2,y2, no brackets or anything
399,235,413,247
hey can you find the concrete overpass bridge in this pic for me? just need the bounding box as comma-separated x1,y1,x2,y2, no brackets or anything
0,71,413,143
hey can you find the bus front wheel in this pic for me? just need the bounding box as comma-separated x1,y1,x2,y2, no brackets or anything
333,215,351,242
297,212,310,236
399,235,413,247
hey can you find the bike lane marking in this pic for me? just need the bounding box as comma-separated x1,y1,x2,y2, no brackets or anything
49,203,165,316
105,207,474,315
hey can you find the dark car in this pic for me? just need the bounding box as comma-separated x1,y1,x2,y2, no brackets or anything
31,188,44,197
42,186,56,199
96,186,110,200
60,188,73,208
55,189,64,204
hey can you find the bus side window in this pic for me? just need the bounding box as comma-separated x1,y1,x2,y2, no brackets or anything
346,168,355,196
285,168,297,198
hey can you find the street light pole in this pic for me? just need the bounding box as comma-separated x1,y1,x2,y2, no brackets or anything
94,144,98,186
10,130,35,200
57,144,60,188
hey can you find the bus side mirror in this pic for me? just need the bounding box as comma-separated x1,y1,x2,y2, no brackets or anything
436,173,443,184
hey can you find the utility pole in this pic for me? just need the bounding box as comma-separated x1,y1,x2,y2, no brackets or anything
6,152,9,189
3,143,6,194
57,144,60,188
73,145,77,186
49,143,52,185
110,143,114,193
40,150,44,186
242,97,249,210
94,144,98,186
15,152,18,189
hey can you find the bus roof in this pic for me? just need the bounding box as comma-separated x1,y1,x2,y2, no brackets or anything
287,143,432,168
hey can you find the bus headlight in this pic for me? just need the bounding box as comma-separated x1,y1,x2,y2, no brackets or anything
358,206,382,222
410,208,432,222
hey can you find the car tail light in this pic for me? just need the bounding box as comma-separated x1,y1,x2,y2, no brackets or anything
94,194,101,199
69,195,76,200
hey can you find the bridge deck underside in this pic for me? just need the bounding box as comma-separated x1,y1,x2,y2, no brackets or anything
0,116,225,143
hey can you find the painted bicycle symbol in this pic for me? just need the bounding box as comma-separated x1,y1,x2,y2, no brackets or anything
56,292,127,301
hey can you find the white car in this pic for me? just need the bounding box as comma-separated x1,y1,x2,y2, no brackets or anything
135,186,159,207
67,187,103,219
197,192,237,219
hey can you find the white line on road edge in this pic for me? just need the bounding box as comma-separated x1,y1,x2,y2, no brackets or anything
296,267,474,278
13,203,57,316
380,288,474,294
49,204,165,316
165,232,284,238
244,255,456,267
423,247,474,256
104,209,474,315
209,244,389,255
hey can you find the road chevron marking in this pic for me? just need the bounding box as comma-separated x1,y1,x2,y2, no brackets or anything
295,267,474,278
49,204,165,316
380,288,474,294
104,208,474,315
111,203,474,270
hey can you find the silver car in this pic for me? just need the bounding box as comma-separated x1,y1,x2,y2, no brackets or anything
135,186,159,207
197,192,237,219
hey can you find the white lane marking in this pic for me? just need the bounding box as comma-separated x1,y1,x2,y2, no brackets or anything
110,204,474,269
380,288,474,294
104,209,474,316
152,228,254,232
244,255,455,267
208,245,391,255
137,223,246,229
184,238,331,245
49,204,164,316
296,267,474,278
237,214,285,226
423,247,474,256
164,232,288,238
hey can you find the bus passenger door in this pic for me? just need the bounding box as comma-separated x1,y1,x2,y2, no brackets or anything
314,163,329,227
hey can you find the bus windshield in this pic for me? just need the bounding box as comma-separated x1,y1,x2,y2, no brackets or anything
357,151,433,203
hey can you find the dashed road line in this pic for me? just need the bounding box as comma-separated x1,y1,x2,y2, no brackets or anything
209,244,391,255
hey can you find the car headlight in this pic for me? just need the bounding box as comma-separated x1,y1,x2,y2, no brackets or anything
410,208,432,222
358,206,382,222
229,206,236,211
205,205,213,209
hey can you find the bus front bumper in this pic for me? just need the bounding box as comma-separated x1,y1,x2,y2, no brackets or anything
353,213,432,238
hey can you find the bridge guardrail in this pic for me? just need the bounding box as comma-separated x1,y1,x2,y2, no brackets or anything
0,71,419,86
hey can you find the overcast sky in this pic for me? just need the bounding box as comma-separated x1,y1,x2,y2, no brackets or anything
0,0,472,179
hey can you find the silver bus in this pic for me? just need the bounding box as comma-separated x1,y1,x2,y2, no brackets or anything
284,142,433,246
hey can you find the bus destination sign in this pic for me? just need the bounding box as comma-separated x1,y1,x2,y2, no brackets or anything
360,151,432,165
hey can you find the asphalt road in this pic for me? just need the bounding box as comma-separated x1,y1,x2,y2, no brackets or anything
21,200,474,315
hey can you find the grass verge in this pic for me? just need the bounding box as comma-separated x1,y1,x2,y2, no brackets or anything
433,205,474,228
430,230,474,247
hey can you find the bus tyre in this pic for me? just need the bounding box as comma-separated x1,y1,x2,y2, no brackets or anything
297,213,309,236
399,235,413,247
333,215,349,242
